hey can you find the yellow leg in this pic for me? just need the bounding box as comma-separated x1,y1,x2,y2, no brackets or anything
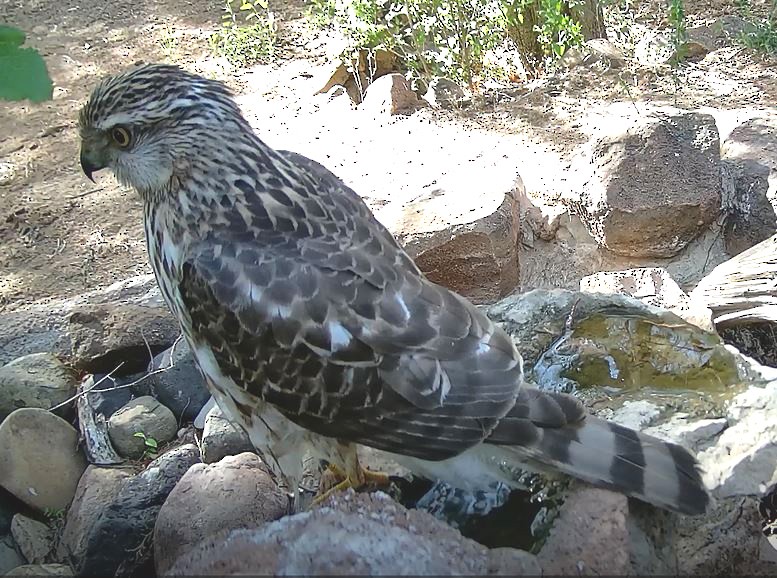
311,451,391,506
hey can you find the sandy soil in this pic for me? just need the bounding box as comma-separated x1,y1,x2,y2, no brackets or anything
0,0,775,309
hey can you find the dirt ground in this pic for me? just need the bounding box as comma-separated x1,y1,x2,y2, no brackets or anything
0,0,775,310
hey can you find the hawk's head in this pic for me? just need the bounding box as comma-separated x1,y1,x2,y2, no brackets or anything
78,64,242,197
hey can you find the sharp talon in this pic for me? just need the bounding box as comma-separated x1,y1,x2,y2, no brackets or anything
311,476,354,506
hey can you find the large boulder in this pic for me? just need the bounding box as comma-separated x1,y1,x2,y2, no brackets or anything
0,353,77,421
570,113,721,258
107,396,178,460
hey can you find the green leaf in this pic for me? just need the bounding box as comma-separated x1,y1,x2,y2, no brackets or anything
133,432,146,439
240,2,253,9
256,0,269,8
0,26,25,47
0,32,53,102
145,438,158,449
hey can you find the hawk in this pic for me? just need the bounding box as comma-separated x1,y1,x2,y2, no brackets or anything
78,64,709,515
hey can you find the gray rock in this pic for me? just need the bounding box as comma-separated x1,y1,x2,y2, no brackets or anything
644,415,727,452
10,515,52,564
147,341,210,422
167,490,541,575
0,492,18,534
0,274,178,372
580,267,714,331
571,113,721,258
721,117,777,256
537,486,631,575
699,380,777,498
57,466,133,568
4,564,73,576
193,396,216,429
0,535,24,575
0,353,77,422
200,405,254,464
609,400,661,430
107,396,178,459
75,444,200,577
360,73,427,116
154,453,287,575
80,374,133,418
0,408,87,512
422,77,466,109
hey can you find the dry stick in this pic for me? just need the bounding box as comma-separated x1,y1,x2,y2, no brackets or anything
76,375,124,465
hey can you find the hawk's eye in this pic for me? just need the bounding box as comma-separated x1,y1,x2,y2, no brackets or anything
110,126,132,148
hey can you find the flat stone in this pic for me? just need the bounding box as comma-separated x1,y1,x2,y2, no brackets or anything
422,77,466,109
0,274,178,373
167,490,541,575
107,396,178,459
154,452,287,575
0,353,77,421
0,408,87,512
10,514,52,564
57,466,133,568
75,445,200,577
200,405,254,464
0,535,24,575
360,73,427,116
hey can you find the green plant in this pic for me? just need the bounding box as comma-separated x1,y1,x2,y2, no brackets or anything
159,23,179,61
736,0,777,53
533,0,584,58
43,507,65,521
666,0,687,65
133,431,159,459
0,26,53,102
209,0,277,67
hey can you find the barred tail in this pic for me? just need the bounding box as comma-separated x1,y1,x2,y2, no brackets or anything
485,388,710,515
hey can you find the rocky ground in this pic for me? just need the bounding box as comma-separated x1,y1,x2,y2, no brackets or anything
2,0,777,575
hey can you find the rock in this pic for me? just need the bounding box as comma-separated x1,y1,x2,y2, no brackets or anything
360,73,427,116
4,564,73,576
107,396,178,459
146,341,209,422
0,275,178,373
644,415,727,451
154,452,287,575
57,466,133,568
200,405,254,464
580,267,714,331
537,486,630,575
75,444,200,577
80,374,133,418
0,408,87,511
488,289,741,403
699,380,777,498
687,16,757,52
0,493,17,534
167,490,541,575
422,77,466,108
394,187,520,305
719,323,777,368
721,117,777,255
562,38,626,69
0,353,77,421
193,396,216,429
674,495,775,574
570,113,721,258
609,400,661,430
0,535,24,575
487,547,543,575
10,515,52,564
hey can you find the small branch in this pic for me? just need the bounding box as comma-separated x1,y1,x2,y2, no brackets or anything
77,376,123,465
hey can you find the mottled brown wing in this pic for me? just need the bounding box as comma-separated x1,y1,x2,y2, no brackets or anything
179,236,524,461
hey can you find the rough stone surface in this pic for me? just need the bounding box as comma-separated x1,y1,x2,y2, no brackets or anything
609,400,661,430
0,275,178,372
200,405,254,464
0,535,24,575
10,515,52,564
570,113,721,258
422,77,466,109
0,408,87,511
580,267,714,331
4,564,73,576
0,353,77,421
537,486,631,575
0,493,17,534
146,341,210,422
154,452,287,575
721,117,777,255
699,380,777,498
360,73,427,116
57,466,133,568
396,188,520,305
167,490,541,576
75,444,200,577
107,396,178,459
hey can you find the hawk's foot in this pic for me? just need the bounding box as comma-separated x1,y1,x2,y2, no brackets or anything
311,462,391,506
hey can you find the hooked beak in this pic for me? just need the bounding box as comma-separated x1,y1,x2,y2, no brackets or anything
79,147,104,183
